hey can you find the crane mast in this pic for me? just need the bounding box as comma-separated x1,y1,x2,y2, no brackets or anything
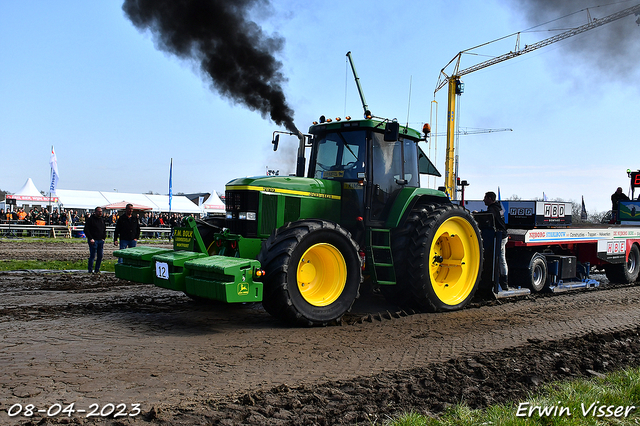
435,4,640,199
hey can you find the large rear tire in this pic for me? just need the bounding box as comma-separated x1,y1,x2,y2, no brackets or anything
258,220,362,326
391,204,483,312
605,244,640,284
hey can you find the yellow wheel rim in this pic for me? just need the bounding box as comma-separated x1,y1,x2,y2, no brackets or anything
297,243,347,306
429,216,482,306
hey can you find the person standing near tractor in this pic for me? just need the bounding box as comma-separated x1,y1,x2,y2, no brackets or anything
84,206,107,274
114,203,141,262
611,187,629,223
483,191,509,290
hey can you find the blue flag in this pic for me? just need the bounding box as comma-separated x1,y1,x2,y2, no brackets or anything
49,146,59,193
169,158,173,212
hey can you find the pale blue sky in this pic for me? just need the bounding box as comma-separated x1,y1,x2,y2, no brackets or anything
1,1,638,213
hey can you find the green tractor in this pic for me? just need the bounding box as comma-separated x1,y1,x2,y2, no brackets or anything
114,116,484,326
115,52,484,326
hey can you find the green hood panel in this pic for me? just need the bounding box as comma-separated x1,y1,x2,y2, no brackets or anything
226,176,342,200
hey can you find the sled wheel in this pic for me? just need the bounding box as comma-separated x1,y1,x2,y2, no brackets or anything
396,204,483,312
605,244,640,284
515,253,548,292
258,219,362,326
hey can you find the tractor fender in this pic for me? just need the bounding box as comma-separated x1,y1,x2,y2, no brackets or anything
384,187,451,230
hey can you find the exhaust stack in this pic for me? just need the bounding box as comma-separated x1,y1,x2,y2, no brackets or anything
295,131,306,177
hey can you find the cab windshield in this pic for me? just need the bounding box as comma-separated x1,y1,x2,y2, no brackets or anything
312,130,366,180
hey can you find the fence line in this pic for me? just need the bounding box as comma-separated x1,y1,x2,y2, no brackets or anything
0,224,172,239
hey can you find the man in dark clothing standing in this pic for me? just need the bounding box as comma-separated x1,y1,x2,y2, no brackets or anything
611,187,629,223
84,206,107,274
114,204,141,263
484,191,509,289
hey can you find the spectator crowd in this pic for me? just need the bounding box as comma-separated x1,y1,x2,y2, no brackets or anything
1,206,196,232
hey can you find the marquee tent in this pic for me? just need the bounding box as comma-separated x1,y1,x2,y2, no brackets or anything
54,189,110,211
3,178,58,208
144,193,203,214
53,189,203,214
101,201,153,211
202,191,225,215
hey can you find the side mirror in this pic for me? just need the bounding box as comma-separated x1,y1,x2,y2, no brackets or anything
384,121,400,141
272,134,279,151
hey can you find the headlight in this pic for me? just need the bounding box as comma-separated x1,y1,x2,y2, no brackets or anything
238,212,257,221
226,212,233,220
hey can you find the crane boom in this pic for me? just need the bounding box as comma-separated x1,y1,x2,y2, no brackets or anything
434,3,640,200
435,4,640,94
434,127,512,137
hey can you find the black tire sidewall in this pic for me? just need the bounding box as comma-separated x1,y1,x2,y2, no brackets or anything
412,205,483,312
625,244,640,283
528,254,548,292
285,227,361,323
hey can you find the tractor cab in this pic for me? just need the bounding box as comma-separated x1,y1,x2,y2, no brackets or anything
307,118,440,236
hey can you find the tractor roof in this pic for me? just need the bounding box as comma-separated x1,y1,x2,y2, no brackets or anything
308,118,422,140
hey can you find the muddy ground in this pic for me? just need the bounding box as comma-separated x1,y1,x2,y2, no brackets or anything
1,239,640,425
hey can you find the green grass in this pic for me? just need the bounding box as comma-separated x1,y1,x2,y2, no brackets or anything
386,367,640,426
0,259,117,272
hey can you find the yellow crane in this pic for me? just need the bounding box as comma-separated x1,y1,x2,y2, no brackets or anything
434,4,640,199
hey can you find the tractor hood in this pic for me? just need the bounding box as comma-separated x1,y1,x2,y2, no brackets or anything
226,176,342,200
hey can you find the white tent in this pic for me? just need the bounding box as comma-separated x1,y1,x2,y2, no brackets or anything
145,193,202,214
55,189,110,211
16,178,42,197
53,189,202,214
201,191,225,215
102,192,161,210
4,178,57,208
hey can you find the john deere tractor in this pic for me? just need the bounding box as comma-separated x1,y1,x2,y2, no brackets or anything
115,52,483,326
114,115,484,326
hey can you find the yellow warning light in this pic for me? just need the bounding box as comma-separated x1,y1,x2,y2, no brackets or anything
313,121,318,125
255,269,265,278
423,123,431,135
336,117,341,121
326,118,332,123
346,116,351,120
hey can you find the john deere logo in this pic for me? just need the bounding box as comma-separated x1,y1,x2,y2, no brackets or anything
237,282,249,296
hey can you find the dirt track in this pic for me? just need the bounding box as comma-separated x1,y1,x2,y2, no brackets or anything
2,240,640,425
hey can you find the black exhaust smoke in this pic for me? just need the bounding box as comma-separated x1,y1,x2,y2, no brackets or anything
514,0,640,76
122,0,298,133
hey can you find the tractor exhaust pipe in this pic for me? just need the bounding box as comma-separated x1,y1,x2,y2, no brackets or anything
295,131,306,177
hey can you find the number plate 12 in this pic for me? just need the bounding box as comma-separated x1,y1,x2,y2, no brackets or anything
155,261,169,280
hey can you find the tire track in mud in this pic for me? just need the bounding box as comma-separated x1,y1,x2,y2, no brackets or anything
2,238,640,426
3,271,640,415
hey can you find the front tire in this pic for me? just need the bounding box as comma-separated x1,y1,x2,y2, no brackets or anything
394,204,483,312
258,220,362,326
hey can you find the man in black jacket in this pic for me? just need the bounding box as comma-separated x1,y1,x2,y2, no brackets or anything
84,207,107,273
611,187,629,223
484,191,509,289
114,204,141,263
